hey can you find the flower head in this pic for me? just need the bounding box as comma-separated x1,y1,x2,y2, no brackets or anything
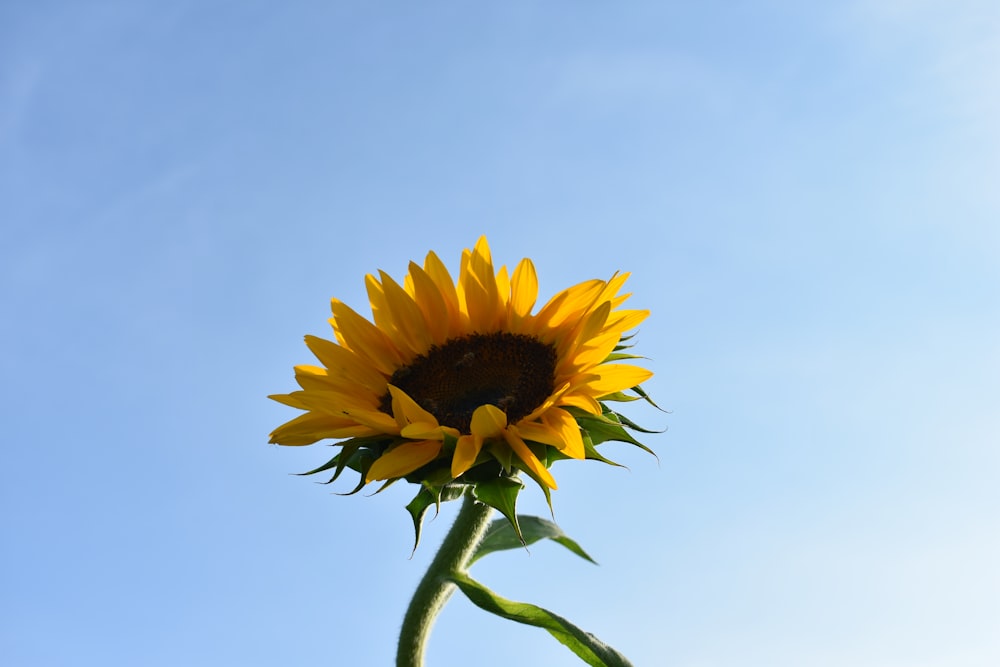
270,237,657,543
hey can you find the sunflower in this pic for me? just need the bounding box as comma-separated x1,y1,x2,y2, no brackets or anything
269,237,653,495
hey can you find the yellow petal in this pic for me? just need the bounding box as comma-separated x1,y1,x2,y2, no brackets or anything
364,273,395,337
604,308,649,334
451,434,484,477
268,392,310,410
461,238,503,331
597,271,630,303
304,335,387,395
330,299,405,375
531,279,604,336
552,279,606,321
456,248,472,318
610,289,632,309
423,250,465,335
380,270,433,353
366,440,443,481
401,422,447,439
557,392,603,415
510,421,559,447
582,364,654,397
503,429,557,489
293,387,379,415
555,299,611,361
509,258,538,319
542,407,585,459
496,264,511,309
578,299,611,344
387,384,438,429
563,331,621,374
521,381,571,422
470,404,507,438
339,406,400,433
292,366,382,406
406,262,451,344
269,411,378,446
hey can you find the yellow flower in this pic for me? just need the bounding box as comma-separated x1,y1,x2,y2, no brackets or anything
269,236,652,491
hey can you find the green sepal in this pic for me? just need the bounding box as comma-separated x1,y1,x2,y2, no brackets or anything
612,332,636,352
295,435,399,493
318,447,356,484
602,352,646,362
489,440,514,473
597,391,642,403
571,409,658,459
630,383,663,410
516,446,557,516
334,475,369,496
579,429,626,467
295,451,344,478
470,515,597,565
333,447,381,495
440,430,459,454
405,483,466,554
319,442,363,485
537,475,555,518
515,466,556,517
503,443,556,516
607,409,663,435
472,476,525,543
296,437,374,481
370,478,398,494
404,461,454,486
448,572,634,667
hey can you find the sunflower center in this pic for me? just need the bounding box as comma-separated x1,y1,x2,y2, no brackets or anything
380,332,557,434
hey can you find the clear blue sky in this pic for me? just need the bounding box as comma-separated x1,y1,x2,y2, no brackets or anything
2,2,998,665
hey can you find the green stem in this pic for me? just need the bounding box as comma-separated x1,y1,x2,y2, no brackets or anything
396,491,494,667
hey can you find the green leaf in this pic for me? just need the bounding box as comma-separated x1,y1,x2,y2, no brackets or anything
470,515,597,565
472,476,525,543
449,572,634,667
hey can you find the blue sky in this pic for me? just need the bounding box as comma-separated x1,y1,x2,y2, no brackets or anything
2,1,998,665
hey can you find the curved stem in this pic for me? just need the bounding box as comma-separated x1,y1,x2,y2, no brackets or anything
396,491,494,667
